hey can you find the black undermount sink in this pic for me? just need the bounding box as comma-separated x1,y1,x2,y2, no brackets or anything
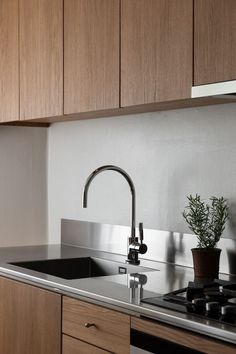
9,257,153,280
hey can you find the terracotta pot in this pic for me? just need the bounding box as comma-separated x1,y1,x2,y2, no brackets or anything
191,248,221,280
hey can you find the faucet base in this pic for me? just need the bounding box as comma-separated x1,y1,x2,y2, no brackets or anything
126,259,140,265
126,249,140,265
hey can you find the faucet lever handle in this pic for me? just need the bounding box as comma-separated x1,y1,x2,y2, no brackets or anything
138,222,147,255
139,222,144,243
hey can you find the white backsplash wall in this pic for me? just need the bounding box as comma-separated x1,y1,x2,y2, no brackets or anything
0,126,48,246
48,103,236,244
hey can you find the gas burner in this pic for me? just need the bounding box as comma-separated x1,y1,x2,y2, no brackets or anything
142,279,236,327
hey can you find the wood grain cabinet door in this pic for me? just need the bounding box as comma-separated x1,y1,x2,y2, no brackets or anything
121,0,193,107
19,0,63,120
64,0,120,114
0,0,19,122
0,277,61,354
63,335,111,354
194,0,236,85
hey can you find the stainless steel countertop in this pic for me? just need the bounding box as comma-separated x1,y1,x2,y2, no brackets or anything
0,244,235,345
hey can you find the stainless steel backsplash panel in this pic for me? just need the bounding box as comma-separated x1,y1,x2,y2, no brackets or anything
61,219,236,275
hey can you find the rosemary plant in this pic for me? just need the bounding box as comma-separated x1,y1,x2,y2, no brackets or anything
182,194,229,249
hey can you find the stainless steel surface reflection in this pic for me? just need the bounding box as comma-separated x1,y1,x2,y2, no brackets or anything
129,273,147,305
10,256,153,280
61,219,236,275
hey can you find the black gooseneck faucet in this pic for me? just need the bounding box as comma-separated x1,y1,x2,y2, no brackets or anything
82,165,147,265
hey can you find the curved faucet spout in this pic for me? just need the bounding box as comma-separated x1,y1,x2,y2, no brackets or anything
82,165,136,239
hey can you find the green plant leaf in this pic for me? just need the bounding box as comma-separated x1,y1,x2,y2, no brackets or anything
182,194,229,248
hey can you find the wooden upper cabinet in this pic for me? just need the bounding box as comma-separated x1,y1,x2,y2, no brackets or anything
0,277,61,354
121,0,193,107
0,0,19,122
194,0,236,86
19,0,63,120
64,0,120,114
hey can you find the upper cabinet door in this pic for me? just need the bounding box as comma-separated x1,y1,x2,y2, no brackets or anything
0,0,19,122
194,0,236,85
20,0,63,120
121,0,193,107
64,0,119,114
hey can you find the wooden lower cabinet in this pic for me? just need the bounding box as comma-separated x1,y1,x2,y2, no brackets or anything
132,317,236,354
62,296,130,354
63,335,111,354
0,276,61,354
0,276,234,354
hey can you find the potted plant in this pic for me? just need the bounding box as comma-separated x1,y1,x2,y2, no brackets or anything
183,194,229,279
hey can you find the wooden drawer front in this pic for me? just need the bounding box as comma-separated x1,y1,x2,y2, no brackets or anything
63,335,110,354
63,297,130,354
131,317,236,354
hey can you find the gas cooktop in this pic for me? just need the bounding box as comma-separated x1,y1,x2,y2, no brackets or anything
142,279,236,327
